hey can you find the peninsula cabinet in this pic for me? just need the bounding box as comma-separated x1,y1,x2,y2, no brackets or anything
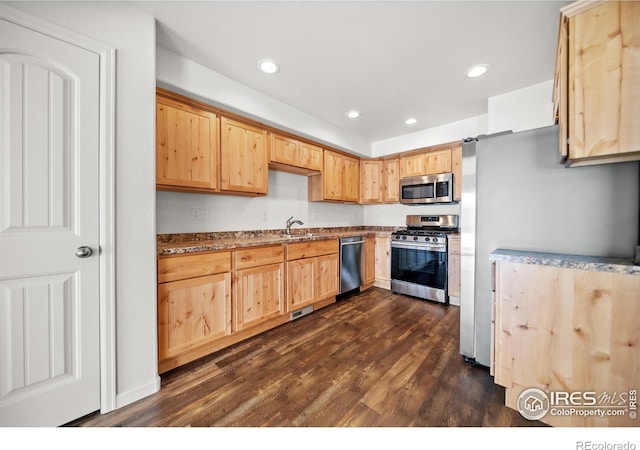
286,239,339,312
309,149,360,203
233,245,286,332
269,132,323,175
554,0,640,166
360,158,400,204
156,93,219,192
220,116,269,195
157,251,232,373
491,250,640,427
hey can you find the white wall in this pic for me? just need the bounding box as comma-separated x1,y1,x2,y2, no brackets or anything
157,47,370,156
371,115,488,157
487,80,554,133
157,171,363,234
6,1,160,408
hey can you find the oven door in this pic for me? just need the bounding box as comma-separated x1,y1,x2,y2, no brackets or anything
391,242,448,303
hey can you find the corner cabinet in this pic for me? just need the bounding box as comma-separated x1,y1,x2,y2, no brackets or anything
220,116,269,195
156,93,219,192
554,0,640,166
360,158,400,204
309,149,360,203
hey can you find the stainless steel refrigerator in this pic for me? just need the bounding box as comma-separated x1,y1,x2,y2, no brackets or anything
459,125,639,367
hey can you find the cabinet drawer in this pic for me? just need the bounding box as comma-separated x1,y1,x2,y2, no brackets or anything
234,245,285,270
158,251,231,283
287,239,339,261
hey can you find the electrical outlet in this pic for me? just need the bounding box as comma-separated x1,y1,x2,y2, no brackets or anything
201,209,209,220
191,208,201,221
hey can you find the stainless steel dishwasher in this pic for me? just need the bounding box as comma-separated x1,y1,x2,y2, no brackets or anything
339,236,365,294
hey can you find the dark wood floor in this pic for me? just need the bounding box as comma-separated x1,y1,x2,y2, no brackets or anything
66,287,543,427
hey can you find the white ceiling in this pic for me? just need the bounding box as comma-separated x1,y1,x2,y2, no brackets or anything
134,0,570,143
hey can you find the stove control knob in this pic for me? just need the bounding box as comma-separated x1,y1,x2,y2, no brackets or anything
402,236,407,240
425,237,430,242
432,237,438,243
413,236,418,241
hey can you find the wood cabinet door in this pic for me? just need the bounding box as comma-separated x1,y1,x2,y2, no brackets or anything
322,150,344,200
299,142,323,172
447,236,461,299
156,96,218,190
568,1,640,161
234,263,285,331
399,152,427,178
343,155,360,202
287,258,316,311
374,234,391,289
451,145,462,202
269,133,299,167
364,235,376,285
360,160,383,204
400,148,452,178
220,116,268,194
316,253,339,301
382,158,399,202
424,148,452,174
157,273,232,361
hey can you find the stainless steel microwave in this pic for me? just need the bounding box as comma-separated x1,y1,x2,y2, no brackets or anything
399,173,454,204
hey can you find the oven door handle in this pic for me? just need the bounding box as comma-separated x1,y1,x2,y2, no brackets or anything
391,242,446,252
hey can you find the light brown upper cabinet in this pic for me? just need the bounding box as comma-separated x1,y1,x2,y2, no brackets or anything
309,149,361,203
220,116,269,195
156,93,219,192
360,158,400,204
451,144,462,202
399,147,452,178
382,158,400,203
553,0,640,167
360,160,383,204
269,132,323,175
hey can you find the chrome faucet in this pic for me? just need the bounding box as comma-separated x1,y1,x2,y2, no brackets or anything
285,216,304,235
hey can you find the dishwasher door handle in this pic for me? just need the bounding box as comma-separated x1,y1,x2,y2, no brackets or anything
341,240,364,246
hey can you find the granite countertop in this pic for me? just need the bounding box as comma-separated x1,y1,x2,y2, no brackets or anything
157,226,399,256
490,248,640,275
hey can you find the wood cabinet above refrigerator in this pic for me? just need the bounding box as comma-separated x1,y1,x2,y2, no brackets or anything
553,0,640,167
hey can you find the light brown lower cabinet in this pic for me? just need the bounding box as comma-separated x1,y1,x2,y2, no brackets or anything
361,235,376,290
157,251,233,373
286,239,339,312
492,258,640,427
447,235,461,300
233,246,286,332
158,242,341,373
374,233,391,290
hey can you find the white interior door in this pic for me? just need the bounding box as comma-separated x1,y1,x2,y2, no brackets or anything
0,17,101,426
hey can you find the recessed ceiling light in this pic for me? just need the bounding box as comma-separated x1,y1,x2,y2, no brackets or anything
405,118,417,125
347,110,361,119
258,59,279,74
466,64,489,78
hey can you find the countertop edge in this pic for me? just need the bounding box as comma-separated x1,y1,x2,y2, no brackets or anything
490,248,640,276
157,228,397,256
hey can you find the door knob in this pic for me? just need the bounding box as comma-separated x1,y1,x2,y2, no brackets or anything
75,246,93,258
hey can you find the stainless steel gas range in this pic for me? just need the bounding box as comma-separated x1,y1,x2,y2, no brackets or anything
391,215,459,304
